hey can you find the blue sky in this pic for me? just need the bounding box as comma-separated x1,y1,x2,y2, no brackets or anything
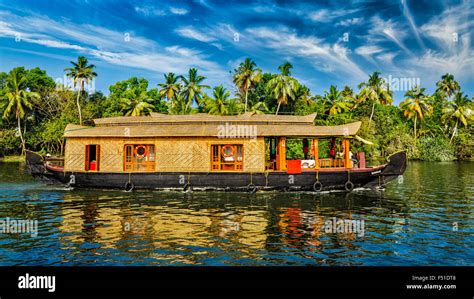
0,0,473,104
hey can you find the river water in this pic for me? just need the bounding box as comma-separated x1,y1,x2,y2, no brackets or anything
0,161,472,266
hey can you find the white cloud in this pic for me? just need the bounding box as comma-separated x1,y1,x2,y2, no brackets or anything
420,2,473,55
309,8,360,22
0,11,227,83
355,45,384,65
376,52,398,64
176,26,216,42
336,18,362,27
355,45,383,56
245,26,366,79
369,16,412,55
409,35,474,81
400,0,425,49
170,7,188,15
134,6,166,16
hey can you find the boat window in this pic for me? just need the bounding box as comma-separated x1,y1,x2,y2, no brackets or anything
85,145,100,171
211,144,243,171
123,144,155,172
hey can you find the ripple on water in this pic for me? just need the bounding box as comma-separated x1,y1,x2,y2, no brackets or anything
0,161,472,265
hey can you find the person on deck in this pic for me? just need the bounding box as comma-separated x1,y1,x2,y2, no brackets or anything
302,139,309,159
350,151,359,168
329,137,336,159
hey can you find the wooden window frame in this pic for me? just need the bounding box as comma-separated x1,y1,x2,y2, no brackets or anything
85,144,100,171
123,144,155,172
210,144,244,172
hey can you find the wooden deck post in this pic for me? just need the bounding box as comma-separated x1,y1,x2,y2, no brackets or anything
312,139,319,169
276,137,287,171
343,138,350,168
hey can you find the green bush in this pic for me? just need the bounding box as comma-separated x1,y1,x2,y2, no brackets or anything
0,129,20,156
417,136,456,161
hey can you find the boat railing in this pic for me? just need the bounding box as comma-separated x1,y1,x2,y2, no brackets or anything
45,156,64,167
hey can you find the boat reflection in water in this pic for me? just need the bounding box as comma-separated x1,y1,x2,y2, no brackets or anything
1,160,470,266
56,190,408,265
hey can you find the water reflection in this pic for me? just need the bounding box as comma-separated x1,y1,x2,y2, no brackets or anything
51,190,410,265
0,161,472,265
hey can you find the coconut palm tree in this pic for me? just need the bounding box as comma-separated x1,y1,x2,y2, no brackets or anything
64,56,97,125
248,101,270,114
442,92,473,143
121,88,155,116
267,62,299,115
294,85,312,106
158,72,181,102
169,93,193,115
205,85,231,115
179,68,210,112
357,71,393,124
436,73,460,100
322,85,351,115
278,61,293,76
232,58,262,113
2,69,40,154
400,86,433,141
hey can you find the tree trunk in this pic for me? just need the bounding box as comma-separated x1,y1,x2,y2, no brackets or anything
76,90,82,125
17,117,25,155
369,102,375,124
414,116,417,143
275,102,281,115
450,120,458,144
244,89,249,113
60,139,65,155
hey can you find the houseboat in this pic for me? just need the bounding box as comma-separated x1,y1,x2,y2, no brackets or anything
26,112,407,192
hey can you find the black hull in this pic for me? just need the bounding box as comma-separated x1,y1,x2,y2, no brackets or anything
26,150,407,192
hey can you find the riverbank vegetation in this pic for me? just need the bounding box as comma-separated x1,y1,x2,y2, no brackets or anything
1,57,472,161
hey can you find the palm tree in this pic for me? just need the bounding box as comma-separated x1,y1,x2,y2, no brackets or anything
436,73,460,100
294,85,312,106
180,68,210,112
2,69,39,154
278,61,293,76
267,62,299,115
169,93,193,115
232,58,262,113
248,101,270,114
205,85,231,115
322,85,351,115
400,86,433,141
64,56,97,125
158,72,180,102
442,92,473,143
357,71,393,124
121,88,155,116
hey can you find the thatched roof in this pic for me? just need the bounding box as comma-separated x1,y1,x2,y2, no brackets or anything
93,112,318,126
64,113,361,138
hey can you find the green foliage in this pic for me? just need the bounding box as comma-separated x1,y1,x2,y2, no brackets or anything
267,64,299,115
286,139,304,159
417,136,455,161
0,129,20,156
103,77,166,117
0,59,472,162
204,85,232,115
452,127,473,160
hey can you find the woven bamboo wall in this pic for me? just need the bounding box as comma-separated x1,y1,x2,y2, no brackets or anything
64,137,265,173
64,137,126,172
